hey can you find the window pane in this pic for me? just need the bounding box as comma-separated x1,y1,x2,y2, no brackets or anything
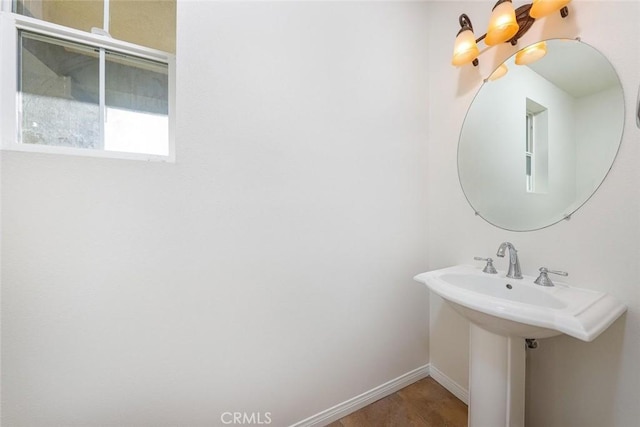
20,32,100,149
14,0,103,34
104,52,169,155
110,0,176,53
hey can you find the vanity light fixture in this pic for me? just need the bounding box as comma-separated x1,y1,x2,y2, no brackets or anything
451,0,571,67
530,0,571,19
485,0,520,46
452,14,481,66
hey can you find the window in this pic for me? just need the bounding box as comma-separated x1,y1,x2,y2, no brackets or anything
526,112,534,192
1,0,175,161
525,98,549,193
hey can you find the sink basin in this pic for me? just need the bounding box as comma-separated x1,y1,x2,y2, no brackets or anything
414,264,627,341
414,264,626,427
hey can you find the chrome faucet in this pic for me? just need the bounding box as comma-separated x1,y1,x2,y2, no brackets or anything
496,242,522,279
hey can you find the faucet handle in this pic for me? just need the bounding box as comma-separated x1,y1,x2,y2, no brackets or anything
474,257,498,274
534,267,568,287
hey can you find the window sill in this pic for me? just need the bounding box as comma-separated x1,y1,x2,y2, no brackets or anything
2,142,175,163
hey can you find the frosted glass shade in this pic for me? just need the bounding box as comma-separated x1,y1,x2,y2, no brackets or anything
515,41,547,65
485,1,519,46
452,29,479,66
488,64,508,81
530,0,571,19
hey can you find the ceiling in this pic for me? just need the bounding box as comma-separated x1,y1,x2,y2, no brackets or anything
527,40,619,98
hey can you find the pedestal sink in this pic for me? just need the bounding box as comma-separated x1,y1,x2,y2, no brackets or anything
414,264,626,427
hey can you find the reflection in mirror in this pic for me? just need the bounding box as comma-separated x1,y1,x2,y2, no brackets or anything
458,39,624,231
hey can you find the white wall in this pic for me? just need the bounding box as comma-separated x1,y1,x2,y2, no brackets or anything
0,2,430,426
427,1,640,426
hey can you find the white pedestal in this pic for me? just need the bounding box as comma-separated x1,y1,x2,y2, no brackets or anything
468,323,526,427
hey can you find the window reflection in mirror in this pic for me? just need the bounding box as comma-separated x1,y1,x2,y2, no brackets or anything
525,98,548,194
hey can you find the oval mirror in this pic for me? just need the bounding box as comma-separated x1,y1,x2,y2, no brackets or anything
458,38,624,231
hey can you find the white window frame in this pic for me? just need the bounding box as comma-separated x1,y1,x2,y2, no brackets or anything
526,111,534,193
0,1,176,162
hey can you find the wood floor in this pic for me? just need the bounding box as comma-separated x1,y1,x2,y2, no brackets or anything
327,377,468,427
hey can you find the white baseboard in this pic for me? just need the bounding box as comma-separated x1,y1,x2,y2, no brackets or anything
290,363,430,427
429,364,469,405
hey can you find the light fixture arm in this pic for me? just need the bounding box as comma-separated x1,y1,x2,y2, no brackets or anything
458,2,570,67
458,13,476,35
560,6,569,18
